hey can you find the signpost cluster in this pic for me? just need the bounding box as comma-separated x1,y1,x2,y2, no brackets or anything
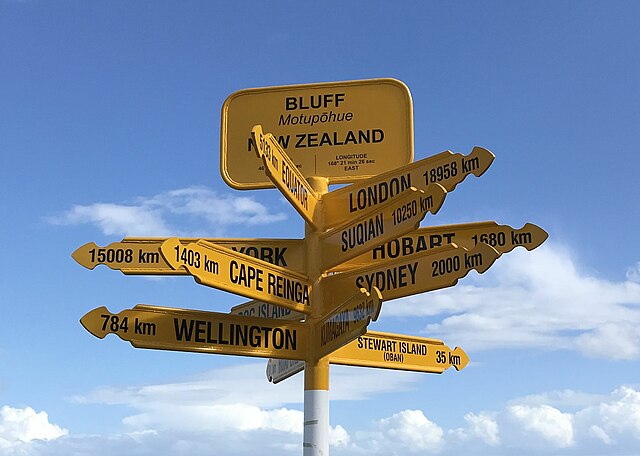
75,78,548,455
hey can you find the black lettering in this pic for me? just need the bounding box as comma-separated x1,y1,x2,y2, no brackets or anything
174,318,194,341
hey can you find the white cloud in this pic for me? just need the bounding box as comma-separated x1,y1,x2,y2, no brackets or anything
463,412,499,446
353,386,640,455
330,425,350,447
49,203,172,237
0,405,67,452
48,186,287,237
574,386,640,443
384,244,640,359
372,409,444,453
507,404,575,448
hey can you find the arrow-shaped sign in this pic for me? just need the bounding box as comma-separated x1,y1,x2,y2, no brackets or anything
252,125,321,229
266,330,469,384
160,238,312,314
313,287,382,360
72,238,305,275
318,185,446,271
80,304,308,360
230,300,306,321
321,146,494,229
322,243,499,306
332,221,548,271
331,331,468,373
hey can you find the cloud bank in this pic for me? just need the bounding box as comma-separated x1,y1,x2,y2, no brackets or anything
6,381,640,455
0,406,67,454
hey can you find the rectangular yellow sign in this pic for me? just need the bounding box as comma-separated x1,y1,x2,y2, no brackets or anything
321,146,494,229
322,243,499,307
160,238,312,314
332,221,548,272
221,78,414,189
319,185,445,271
72,238,305,275
80,305,308,360
252,125,321,228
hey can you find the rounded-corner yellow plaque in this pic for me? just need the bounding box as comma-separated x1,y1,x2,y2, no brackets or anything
220,78,414,190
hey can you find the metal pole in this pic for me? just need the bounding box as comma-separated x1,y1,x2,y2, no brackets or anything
303,176,330,456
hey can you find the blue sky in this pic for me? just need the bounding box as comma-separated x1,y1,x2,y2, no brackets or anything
1,1,639,455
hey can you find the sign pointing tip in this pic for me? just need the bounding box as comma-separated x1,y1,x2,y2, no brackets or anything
368,286,383,322
470,243,500,274
521,223,549,250
71,242,99,270
469,146,495,177
427,183,447,215
159,238,183,270
80,306,110,339
451,347,469,371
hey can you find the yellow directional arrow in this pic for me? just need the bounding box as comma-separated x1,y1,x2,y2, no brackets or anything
72,238,305,274
266,330,469,383
319,185,446,271
331,331,469,373
323,243,499,306
252,125,321,229
332,221,548,271
313,287,382,360
160,238,312,314
321,146,494,229
80,304,308,360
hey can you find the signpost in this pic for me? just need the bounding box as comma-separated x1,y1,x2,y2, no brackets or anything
80,304,309,360
313,287,382,360
230,300,306,321
72,237,305,274
318,185,446,270
322,242,500,307
266,331,469,384
221,78,414,189
160,238,313,314
321,146,495,229
76,81,550,456
332,221,548,271
253,125,321,228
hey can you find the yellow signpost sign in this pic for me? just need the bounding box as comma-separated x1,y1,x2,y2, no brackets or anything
230,300,306,321
318,185,446,271
266,331,468,384
321,146,495,229
331,331,468,373
72,238,306,274
323,243,499,306
252,125,322,229
221,78,414,189
313,287,382,360
333,221,548,271
160,238,312,314
80,304,308,360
